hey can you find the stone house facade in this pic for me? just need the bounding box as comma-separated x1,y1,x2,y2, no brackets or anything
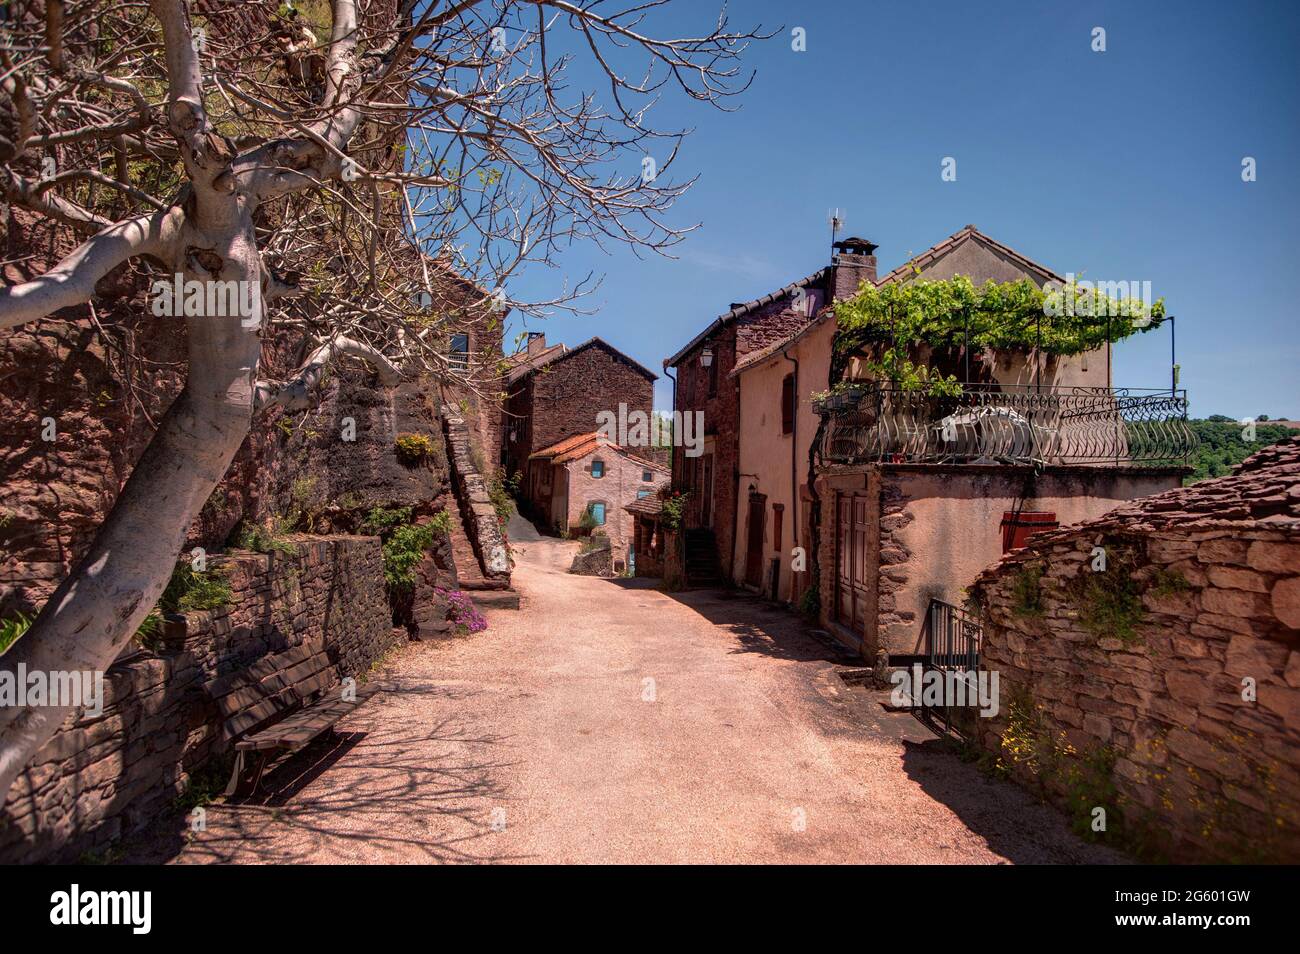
526,432,668,564
503,334,657,492
809,226,1189,658
967,439,1300,862
664,237,878,583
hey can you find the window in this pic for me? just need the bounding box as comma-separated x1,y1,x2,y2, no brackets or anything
772,504,784,553
589,502,606,525
707,352,719,397
642,469,653,482
591,459,605,478
449,333,469,369
780,374,795,435
636,489,651,499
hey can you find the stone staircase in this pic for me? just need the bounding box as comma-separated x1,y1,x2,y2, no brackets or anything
684,528,724,588
442,414,518,610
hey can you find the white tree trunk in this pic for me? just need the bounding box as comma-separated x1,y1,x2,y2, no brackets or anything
0,255,263,799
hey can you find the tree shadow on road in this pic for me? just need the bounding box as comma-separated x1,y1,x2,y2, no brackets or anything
120,688,531,865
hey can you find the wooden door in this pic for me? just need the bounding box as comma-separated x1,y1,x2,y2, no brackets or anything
835,493,871,634
744,494,765,587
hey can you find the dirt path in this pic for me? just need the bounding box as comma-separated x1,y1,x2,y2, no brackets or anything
135,514,1123,864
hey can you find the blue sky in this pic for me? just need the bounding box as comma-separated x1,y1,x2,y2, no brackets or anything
504,0,1299,418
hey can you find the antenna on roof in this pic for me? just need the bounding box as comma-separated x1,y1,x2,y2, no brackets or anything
828,208,843,254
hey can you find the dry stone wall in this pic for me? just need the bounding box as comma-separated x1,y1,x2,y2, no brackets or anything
0,535,397,864
969,440,1300,862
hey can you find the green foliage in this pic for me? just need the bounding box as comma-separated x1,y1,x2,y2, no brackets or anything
1009,562,1045,618
1182,418,1295,484
231,522,298,556
383,524,434,591
132,611,165,652
577,505,600,532
1067,543,1144,642
998,687,1121,842
427,509,454,536
1150,567,1191,598
0,612,33,654
487,468,518,525
658,491,688,532
362,507,434,591
394,432,435,466
798,579,820,619
163,563,233,614
861,352,963,396
833,275,1164,388
361,505,414,535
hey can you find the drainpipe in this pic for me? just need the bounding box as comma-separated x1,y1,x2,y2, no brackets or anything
782,346,799,599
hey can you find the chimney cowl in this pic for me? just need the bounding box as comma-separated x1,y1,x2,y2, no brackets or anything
833,236,879,257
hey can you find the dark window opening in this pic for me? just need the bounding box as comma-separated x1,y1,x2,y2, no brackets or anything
449,333,469,369
780,374,795,434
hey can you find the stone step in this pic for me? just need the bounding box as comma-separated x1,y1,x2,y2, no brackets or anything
469,589,520,611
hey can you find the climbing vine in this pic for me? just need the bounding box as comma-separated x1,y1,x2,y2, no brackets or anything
831,276,1165,386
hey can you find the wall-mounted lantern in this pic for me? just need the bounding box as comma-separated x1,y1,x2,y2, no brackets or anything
700,347,714,368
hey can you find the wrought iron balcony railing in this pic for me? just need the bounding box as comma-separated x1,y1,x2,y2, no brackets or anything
817,384,1194,467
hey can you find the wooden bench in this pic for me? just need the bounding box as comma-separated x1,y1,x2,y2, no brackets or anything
204,638,380,797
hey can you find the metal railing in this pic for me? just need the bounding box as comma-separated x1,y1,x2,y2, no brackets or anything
919,599,984,740
819,384,1194,467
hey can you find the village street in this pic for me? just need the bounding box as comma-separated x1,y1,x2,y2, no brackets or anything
132,514,1122,865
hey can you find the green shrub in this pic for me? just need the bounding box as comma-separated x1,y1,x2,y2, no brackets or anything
577,505,599,532
382,523,434,591
1010,562,1045,617
1067,542,1144,642
394,433,435,466
231,521,298,556
0,612,32,654
428,509,454,536
163,563,233,614
658,491,688,532
487,468,518,525
798,580,820,619
362,505,414,536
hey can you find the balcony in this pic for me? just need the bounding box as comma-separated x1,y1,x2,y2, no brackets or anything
817,384,1194,467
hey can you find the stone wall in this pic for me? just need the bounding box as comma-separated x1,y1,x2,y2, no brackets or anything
968,440,1300,862
0,535,398,864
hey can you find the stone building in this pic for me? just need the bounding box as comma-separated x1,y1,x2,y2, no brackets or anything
664,237,879,585
526,432,668,565
502,333,657,486
967,438,1300,862
811,225,1191,657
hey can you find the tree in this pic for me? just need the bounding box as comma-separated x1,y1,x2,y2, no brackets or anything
0,0,763,798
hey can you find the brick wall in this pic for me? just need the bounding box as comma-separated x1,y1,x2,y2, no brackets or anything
968,441,1300,862
533,346,654,454
0,535,398,864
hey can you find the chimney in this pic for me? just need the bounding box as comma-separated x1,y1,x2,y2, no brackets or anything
526,331,546,356
832,236,878,300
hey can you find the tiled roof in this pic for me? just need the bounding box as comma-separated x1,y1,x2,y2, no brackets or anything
664,267,831,368
505,336,657,386
731,310,835,377
530,432,673,469
875,224,1064,287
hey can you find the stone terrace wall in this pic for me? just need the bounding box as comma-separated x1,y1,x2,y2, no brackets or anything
969,440,1300,862
0,535,398,864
